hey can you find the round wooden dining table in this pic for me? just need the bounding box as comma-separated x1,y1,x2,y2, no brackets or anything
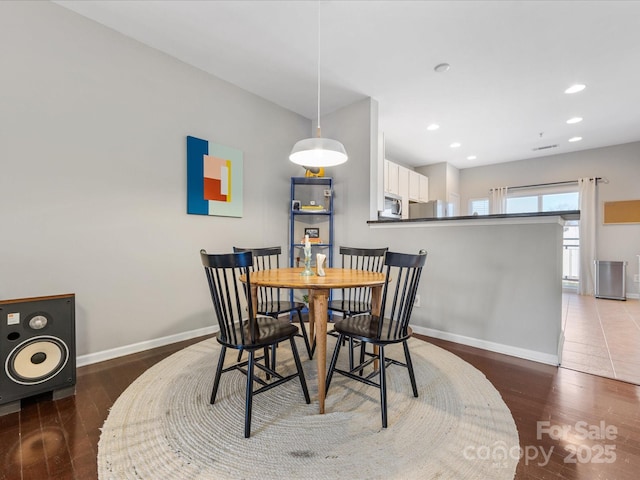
243,267,386,414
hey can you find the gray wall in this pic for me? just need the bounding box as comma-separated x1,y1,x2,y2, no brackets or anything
0,1,308,358
460,142,640,292
368,219,563,363
321,98,378,251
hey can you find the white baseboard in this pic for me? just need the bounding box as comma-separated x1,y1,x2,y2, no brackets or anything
411,325,559,366
77,322,568,368
76,326,218,367
557,329,565,365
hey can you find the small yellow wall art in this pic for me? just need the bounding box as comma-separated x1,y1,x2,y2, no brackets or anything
603,200,640,224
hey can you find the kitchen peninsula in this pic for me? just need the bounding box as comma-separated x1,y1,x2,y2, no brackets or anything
370,209,580,225
365,210,576,366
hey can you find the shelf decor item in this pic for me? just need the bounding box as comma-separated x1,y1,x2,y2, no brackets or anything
301,235,314,276
304,167,325,177
305,227,320,239
300,205,326,212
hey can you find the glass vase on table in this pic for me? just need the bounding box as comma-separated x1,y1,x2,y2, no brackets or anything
301,235,314,276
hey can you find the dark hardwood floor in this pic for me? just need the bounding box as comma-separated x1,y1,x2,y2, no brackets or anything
1,332,639,479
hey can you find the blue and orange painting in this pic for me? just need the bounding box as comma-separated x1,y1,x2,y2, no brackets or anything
187,136,243,217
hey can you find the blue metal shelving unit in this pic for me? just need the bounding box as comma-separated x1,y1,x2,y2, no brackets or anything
289,176,333,267
289,176,334,306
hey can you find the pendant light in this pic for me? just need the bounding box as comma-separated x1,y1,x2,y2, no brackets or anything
289,2,348,168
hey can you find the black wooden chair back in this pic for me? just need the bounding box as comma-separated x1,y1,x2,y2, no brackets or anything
233,246,286,309
377,250,427,342
233,246,313,359
200,250,256,346
329,246,388,316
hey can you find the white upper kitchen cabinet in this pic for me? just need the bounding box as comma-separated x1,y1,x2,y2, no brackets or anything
385,159,400,196
419,173,429,202
398,165,410,218
409,170,429,202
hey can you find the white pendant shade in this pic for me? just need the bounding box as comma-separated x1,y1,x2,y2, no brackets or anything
289,2,348,169
289,136,348,167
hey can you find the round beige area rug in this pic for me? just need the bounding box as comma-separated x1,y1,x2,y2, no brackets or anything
98,336,519,479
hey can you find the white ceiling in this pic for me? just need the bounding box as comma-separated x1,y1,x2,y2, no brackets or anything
54,0,640,169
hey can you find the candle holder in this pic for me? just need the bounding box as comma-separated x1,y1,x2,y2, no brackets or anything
301,244,314,276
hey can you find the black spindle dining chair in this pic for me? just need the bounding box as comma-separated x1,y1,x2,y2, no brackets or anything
233,246,313,360
200,249,310,438
325,250,427,428
327,246,388,368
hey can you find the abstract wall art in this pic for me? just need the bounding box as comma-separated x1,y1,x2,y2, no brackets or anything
186,135,243,217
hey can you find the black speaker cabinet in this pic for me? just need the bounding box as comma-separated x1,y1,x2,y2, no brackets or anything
0,294,76,415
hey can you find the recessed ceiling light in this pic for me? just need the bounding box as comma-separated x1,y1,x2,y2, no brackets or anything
467,155,477,160
568,136,583,142
434,63,450,73
566,117,583,124
450,142,461,148
565,84,586,94
427,124,440,131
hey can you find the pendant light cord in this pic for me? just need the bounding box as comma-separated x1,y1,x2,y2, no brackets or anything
288,0,348,166
316,0,321,137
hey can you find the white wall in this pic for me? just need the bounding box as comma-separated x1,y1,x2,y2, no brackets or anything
0,1,309,357
417,163,446,200
416,162,461,204
460,142,640,291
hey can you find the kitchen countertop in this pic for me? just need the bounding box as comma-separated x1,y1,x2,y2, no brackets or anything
368,210,580,226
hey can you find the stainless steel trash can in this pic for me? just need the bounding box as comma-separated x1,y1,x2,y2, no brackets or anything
595,260,627,300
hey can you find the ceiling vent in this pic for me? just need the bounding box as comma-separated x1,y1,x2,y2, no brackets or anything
532,144,559,151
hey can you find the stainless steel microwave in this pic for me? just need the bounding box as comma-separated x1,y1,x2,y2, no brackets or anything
380,193,402,219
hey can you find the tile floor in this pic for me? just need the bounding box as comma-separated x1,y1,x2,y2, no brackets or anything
561,292,640,385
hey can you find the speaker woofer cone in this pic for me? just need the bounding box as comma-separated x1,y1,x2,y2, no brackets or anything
5,336,69,385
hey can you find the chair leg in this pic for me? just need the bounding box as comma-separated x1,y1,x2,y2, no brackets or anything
379,346,388,429
358,341,366,376
264,346,271,380
271,345,277,375
210,346,227,404
403,340,419,397
289,338,311,403
295,309,313,360
244,350,255,438
325,333,344,392
348,337,355,371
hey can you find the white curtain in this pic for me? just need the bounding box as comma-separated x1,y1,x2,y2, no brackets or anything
491,187,508,214
578,177,597,296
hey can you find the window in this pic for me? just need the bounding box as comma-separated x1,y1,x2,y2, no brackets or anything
542,192,579,212
469,198,489,216
505,188,578,214
563,220,580,287
506,196,538,214
470,186,579,216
